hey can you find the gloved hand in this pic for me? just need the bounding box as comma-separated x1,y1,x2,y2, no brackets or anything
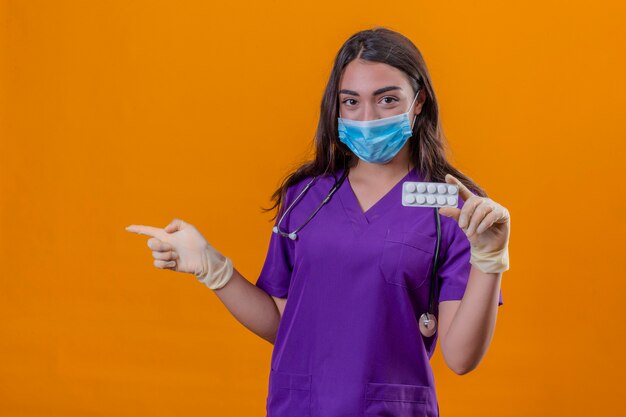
125,218,234,290
438,174,510,274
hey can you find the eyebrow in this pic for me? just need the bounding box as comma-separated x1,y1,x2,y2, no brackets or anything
338,85,402,96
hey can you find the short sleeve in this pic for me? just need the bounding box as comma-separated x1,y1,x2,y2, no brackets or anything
437,197,504,306
254,185,297,298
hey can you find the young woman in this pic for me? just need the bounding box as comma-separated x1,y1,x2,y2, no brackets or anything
127,27,510,417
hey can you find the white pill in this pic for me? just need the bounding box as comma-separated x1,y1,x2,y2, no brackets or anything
402,181,459,208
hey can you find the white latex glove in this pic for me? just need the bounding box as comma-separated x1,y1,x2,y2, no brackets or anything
125,218,234,290
438,174,510,273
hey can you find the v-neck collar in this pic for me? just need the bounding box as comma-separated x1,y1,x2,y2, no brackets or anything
337,166,417,226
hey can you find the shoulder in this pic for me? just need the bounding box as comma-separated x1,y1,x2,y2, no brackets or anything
284,169,340,203
283,174,314,204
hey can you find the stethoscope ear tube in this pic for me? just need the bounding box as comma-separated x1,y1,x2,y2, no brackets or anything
273,168,350,241
419,207,441,338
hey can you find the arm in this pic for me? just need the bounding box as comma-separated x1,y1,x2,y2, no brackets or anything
272,296,288,318
437,266,503,375
436,173,510,375
212,267,285,344
125,219,287,344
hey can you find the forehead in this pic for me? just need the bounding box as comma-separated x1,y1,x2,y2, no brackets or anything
338,59,411,92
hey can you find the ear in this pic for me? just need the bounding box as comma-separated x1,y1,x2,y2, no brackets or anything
413,89,426,117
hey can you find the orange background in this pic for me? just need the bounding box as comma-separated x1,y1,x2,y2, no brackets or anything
2,0,625,416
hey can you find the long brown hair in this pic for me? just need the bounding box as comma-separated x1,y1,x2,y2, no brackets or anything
262,26,487,221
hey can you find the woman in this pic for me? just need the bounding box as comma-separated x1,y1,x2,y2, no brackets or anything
126,27,510,417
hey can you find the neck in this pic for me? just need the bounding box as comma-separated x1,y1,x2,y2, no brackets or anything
348,146,413,181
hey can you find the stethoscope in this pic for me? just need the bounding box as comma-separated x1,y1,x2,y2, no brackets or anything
272,167,442,338
272,168,350,241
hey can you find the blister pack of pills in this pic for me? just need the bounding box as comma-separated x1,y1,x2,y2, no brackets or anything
402,181,459,208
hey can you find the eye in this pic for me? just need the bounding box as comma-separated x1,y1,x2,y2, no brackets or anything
341,98,357,106
381,96,399,104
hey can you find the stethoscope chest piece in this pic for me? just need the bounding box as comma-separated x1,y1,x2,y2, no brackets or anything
419,312,437,337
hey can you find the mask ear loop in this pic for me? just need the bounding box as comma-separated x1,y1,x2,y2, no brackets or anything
409,88,421,131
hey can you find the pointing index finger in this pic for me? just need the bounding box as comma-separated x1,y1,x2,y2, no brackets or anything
445,174,474,201
125,224,165,239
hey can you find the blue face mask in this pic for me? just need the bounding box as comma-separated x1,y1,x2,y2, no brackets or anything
337,90,420,164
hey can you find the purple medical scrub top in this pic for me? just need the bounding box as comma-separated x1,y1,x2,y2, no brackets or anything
255,166,504,417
